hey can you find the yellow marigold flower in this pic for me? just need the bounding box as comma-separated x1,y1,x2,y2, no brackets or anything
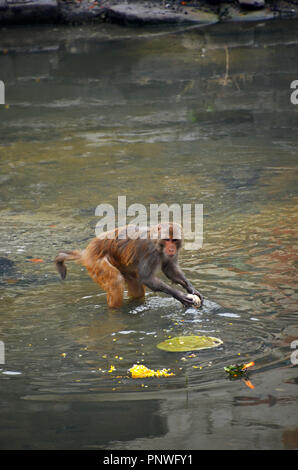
129,364,174,379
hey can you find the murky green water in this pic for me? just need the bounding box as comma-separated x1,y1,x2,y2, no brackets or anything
0,18,297,450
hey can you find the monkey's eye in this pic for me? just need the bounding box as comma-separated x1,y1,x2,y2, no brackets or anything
164,238,170,242
172,239,177,243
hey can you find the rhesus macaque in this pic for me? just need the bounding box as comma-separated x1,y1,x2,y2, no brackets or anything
54,223,203,309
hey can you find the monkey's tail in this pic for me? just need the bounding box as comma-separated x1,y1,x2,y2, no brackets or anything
54,250,82,280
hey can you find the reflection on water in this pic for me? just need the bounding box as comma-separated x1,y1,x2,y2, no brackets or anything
0,18,297,450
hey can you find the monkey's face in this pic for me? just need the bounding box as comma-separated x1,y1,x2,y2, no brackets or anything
158,238,181,261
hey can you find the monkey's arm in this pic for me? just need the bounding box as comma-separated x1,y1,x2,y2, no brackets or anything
162,261,204,304
138,249,199,308
142,276,195,307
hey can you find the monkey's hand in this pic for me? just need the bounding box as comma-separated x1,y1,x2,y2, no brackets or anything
190,289,204,306
187,293,202,307
179,293,200,308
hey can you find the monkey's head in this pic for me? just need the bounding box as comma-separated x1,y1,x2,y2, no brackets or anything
150,223,183,260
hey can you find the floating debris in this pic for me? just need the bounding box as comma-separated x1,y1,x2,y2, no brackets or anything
157,335,223,352
26,258,44,263
129,364,174,379
224,361,255,378
224,361,255,389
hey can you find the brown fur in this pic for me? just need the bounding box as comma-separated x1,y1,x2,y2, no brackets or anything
54,226,145,308
54,223,201,309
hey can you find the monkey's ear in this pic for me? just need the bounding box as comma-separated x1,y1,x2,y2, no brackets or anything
56,261,67,280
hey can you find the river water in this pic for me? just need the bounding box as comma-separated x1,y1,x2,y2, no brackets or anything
0,18,297,450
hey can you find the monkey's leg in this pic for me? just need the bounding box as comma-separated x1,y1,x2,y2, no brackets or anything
91,257,125,308
125,278,145,300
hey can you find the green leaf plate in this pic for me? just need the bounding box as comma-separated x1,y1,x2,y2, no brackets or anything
157,335,223,352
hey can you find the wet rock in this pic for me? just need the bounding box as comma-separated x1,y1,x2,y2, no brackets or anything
58,0,107,24
0,257,15,275
238,0,265,8
219,2,275,21
0,0,58,24
0,0,8,10
0,0,108,24
0,0,298,26
104,2,218,25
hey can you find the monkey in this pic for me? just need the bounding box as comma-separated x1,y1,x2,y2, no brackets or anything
54,223,203,309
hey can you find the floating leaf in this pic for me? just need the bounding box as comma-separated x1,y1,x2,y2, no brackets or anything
157,335,223,352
